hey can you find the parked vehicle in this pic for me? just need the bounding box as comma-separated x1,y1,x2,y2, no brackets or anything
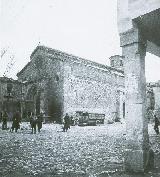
76,111,105,126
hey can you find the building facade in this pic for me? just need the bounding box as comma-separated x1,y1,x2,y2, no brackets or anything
0,77,22,120
16,46,125,123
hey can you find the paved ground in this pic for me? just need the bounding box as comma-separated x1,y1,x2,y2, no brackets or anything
0,122,159,177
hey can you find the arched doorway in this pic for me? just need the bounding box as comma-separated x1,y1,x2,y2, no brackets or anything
26,85,40,116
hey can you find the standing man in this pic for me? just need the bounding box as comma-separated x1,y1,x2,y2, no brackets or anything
30,113,37,134
37,113,43,133
0,111,2,122
63,113,70,132
2,111,8,130
154,114,159,135
11,111,21,132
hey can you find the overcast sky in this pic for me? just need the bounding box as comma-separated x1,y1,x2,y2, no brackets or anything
0,0,160,82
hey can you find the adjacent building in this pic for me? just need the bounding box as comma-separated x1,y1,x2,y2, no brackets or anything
0,77,22,120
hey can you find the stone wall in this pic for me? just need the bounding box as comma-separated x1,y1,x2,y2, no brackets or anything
63,59,124,122
0,77,22,119
0,77,22,100
153,85,160,111
146,81,160,122
146,81,160,110
128,0,160,19
17,46,125,123
17,49,64,122
109,55,124,71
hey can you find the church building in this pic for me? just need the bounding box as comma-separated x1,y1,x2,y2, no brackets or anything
1,46,159,123
17,46,125,123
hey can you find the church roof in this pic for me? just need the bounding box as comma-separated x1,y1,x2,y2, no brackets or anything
17,45,124,77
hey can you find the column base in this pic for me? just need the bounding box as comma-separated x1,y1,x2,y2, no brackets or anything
124,148,154,172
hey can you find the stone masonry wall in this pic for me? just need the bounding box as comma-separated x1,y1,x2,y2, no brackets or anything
0,77,22,118
17,49,64,122
153,86,160,111
63,60,124,122
17,46,125,122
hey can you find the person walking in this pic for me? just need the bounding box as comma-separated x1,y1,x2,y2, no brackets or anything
11,111,21,132
37,113,43,132
2,111,8,130
30,113,37,134
63,113,70,132
154,114,159,135
0,111,2,122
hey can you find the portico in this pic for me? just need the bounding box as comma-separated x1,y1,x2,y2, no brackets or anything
117,0,160,172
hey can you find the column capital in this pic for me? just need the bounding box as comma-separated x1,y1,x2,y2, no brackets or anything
120,28,146,47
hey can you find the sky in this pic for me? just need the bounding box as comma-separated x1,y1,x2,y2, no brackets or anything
0,0,160,82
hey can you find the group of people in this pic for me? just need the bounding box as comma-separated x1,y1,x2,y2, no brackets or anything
1,110,21,132
29,113,43,134
1,111,159,134
0,110,43,134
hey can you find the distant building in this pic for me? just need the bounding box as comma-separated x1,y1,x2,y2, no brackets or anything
146,81,160,120
0,77,22,120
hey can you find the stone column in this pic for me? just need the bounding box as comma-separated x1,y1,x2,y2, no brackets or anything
120,28,152,172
